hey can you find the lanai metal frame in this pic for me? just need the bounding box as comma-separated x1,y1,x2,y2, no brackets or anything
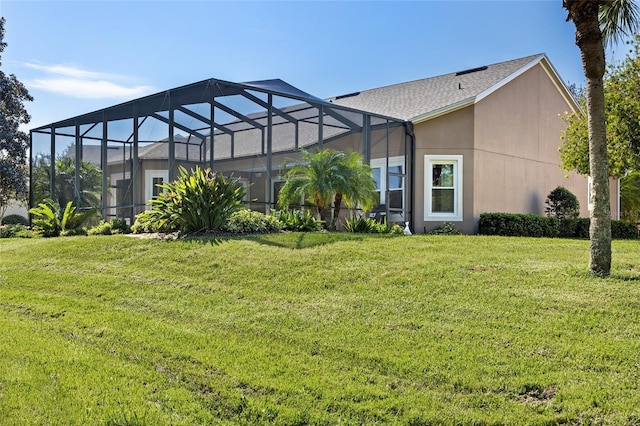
30,77,412,224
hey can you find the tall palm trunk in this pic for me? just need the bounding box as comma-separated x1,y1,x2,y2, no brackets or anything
565,0,612,276
331,192,343,231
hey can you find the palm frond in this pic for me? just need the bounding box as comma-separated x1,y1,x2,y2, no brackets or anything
600,0,640,46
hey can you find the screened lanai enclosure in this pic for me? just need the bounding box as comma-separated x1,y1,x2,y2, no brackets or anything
30,78,412,226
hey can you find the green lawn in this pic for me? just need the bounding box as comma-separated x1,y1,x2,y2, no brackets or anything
1,233,639,425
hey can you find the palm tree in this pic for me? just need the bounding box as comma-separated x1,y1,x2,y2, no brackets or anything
278,148,377,231
563,0,639,276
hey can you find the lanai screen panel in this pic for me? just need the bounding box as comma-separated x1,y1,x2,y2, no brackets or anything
30,77,409,222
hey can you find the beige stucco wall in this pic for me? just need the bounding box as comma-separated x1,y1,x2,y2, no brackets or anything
473,64,588,229
413,62,591,234
413,106,476,234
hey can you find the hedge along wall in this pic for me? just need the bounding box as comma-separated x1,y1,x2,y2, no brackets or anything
478,213,638,239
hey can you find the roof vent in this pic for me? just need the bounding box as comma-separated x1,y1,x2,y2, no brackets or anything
334,91,361,100
455,66,488,76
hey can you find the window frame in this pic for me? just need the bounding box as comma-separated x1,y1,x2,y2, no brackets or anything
424,155,463,222
145,169,169,208
370,155,405,210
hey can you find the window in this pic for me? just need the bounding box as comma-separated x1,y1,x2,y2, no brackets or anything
370,156,405,211
145,170,169,207
424,155,463,221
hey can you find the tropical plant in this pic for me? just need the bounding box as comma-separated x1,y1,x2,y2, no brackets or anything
31,154,102,208
343,214,403,234
272,209,323,232
28,198,96,237
278,149,377,231
620,171,640,222
0,18,33,226
563,0,640,276
545,186,580,220
148,165,245,234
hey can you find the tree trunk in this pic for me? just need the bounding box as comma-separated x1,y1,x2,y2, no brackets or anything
564,0,612,276
331,193,343,231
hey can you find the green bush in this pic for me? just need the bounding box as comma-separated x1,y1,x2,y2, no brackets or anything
478,213,560,238
222,209,282,234
148,166,245,234
344,215,403,234
28,199,96,237
2,214,28,226
612,220,638,239
272,209,323,232
131,210,175,234
0,224,32,238
428,222,462,235
479,213,638,240
88,218,132,236
545,186,580,220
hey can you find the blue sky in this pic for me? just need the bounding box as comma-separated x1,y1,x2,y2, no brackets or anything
0,1,630,131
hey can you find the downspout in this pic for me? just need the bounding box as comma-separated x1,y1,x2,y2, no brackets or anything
405,121,415,232
28,131,33,227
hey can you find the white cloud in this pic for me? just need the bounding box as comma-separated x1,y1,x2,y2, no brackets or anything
23,62,155,100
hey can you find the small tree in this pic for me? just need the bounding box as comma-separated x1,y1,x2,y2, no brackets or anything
545,186,580,220
278,149,377,231
31,155,102,208
0,18,33,224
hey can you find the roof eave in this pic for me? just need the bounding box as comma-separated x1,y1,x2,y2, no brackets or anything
410,97,475,124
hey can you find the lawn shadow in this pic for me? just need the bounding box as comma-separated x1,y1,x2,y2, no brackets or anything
244,232,368,250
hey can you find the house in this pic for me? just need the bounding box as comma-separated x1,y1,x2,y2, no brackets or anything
30,53,610,233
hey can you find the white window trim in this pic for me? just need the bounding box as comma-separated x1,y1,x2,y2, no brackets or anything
424,155,463,221
370,156,405,206
145,170,169,207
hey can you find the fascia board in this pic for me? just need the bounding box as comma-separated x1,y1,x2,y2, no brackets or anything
538,56,582,114
410,97,475,124
475,54,545,104
475,54,580,114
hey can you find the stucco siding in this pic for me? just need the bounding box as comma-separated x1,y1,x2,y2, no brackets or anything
473,63,589,223
413,106,476,234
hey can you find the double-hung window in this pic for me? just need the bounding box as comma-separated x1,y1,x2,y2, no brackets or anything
424,155,463,221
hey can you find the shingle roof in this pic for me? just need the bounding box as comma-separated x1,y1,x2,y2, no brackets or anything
327,54,546,122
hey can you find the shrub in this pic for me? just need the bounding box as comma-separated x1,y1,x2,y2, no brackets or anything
88,218,132,236
148,166,245,234
344,215,403,234
479,213,638,240
611,220,638,239
222,209,282,234
131,210,175,234
28,199,96,237
428,222,462,235
273,209,323,232
344,215,379,233
2,214,28,226
545,186,580,220
0,224,32,238
478,213,559,238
